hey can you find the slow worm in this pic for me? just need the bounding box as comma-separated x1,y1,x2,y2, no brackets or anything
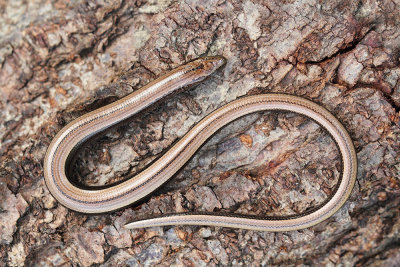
44,56,357,231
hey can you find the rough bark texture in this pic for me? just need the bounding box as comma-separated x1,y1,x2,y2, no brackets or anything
1,0,400,266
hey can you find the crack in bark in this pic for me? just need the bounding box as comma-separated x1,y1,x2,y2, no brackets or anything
303,26,375,65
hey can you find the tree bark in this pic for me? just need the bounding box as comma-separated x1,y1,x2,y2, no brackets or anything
1,0,399,266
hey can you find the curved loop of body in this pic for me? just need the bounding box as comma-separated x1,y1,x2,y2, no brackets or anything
44,56,357,231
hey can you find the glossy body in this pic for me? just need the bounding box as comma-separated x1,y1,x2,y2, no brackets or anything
44,56,357,231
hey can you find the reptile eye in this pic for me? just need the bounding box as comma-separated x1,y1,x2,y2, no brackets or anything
193,63,204,71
